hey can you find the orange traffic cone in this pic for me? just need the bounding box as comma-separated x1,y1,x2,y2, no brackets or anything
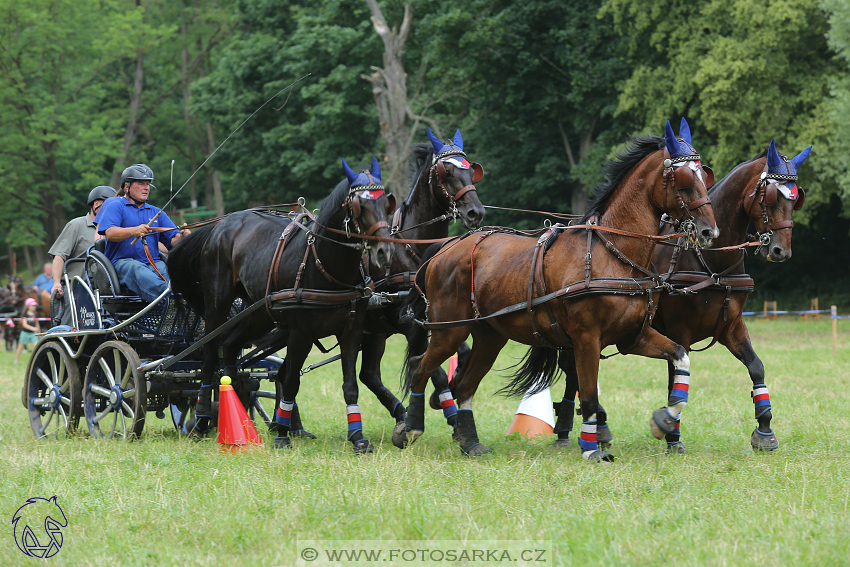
447,354,459,385
505,386,555,439
217,376,263,451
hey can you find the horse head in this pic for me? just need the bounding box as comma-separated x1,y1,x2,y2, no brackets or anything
659,118,719,248
12,496,67,558
342,157,396,270
426,128,486,229
742,139,811,262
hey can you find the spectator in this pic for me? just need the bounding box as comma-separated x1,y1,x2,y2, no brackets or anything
13,297,40,364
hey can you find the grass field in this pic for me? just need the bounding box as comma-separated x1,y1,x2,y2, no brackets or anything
0,318,848,566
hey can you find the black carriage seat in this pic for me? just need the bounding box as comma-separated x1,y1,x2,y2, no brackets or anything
86,239,147,315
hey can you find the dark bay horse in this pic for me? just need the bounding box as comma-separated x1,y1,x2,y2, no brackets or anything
357,129,486,431
552,140,812,454
168,158,395,452
395,119,719,460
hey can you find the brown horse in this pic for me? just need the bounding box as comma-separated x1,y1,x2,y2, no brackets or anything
552,140,812,454
395,119,719,460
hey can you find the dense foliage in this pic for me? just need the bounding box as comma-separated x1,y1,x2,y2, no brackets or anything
1,0,848,303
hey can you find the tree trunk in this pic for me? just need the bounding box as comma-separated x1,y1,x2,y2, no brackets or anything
362,1,413,199
182,26,199,209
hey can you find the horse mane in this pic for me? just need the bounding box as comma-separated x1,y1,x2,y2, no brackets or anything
406,143,433,206
582,135,665,222
708,149,767,197
315,177,352,227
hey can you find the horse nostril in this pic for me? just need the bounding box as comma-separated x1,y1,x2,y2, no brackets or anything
771,246,784,258
701,228,715,241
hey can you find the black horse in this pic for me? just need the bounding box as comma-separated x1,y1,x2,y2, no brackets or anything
168,158,396,452
357,129,486,432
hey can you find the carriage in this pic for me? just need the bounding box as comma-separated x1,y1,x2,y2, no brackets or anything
21,240,285,440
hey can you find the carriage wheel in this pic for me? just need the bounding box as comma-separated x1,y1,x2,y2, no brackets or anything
249,381,281,427
25,341,81,438
83,341,146,439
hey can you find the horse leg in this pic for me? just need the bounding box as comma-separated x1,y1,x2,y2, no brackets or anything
571,339,615,462
393,326,471,449
719,317,778,451
553,350,579,448
359,333,406,423
624,328,690,454
339,326,373,453
450,326,509,456
427,342,469,432
273,334,312,449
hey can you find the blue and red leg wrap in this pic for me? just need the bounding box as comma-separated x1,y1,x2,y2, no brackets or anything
347,404,363,440
751,384,771,418
669,369,690,405
275,400,295,429
437,389,457,420
578,419,598,453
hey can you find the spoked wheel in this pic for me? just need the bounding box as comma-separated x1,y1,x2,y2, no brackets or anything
84,340,146,439
249,380,281,427
25,341,81,438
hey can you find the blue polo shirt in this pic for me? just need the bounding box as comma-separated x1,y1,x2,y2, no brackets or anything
97,197,178,264
92,196,122,227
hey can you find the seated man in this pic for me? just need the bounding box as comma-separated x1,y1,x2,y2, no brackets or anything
48,185,115,324
33,263,53,303
97,164,189,302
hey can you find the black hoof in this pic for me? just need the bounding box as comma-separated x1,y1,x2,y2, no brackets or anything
666,441,687,455
650,407,679,440
751,429,779,452
429,390,442,411
461,442,492,457
552,438,571,449
290,429,317,439
392,421,421,449
353,439,374,454
582,450,615,463
187,417,211,438
597,424,613,451
273,436,292,449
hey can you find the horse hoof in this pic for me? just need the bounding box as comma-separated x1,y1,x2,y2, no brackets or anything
290,429,317,439
461,443,492,457
582,450,615,463
429,390,442,411
552,438,571,449
273,436,292,449
650,407,678,439
392,421,421,449
597,424,613,450
353,439,374,454
666,441,687,455
751,429,779,451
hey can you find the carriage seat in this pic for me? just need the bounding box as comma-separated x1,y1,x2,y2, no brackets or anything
86,239,147,315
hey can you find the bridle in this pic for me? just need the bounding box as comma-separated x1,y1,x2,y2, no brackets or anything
661,145,714,246
743,156,803,253
428,149,484,219
343,179,396,239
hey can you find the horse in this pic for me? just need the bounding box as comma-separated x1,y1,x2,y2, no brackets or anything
356,129,486,432
550,139,812,453
168,158,396,452
394,118,719,460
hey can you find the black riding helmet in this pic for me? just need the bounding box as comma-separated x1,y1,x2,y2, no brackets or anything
120,163,155,191
87,185,116,206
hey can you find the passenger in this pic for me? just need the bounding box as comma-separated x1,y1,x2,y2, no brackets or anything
33,263,53,304
97,163,190,302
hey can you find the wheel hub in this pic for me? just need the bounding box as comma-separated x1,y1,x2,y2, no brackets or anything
47,385,62,409
109,386,123,409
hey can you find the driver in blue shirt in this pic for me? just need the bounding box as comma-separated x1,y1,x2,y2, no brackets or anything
96,164,189,302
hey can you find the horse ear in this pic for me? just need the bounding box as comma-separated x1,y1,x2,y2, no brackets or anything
767,139,782,170
370,156,382,182
791,145,812,170
453,130,463,150
678,117,692,146
664,121,681,156
427,128,443,155
342,158,358,185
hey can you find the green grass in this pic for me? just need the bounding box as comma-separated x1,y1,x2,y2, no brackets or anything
1,318,849,566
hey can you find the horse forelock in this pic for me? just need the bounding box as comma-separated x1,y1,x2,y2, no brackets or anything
582,134,665,223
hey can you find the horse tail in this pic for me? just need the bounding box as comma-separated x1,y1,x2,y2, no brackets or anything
167,223,216,314
399,243,442,397
498,346,561,398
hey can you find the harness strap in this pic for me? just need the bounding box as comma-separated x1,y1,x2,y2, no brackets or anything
142,239,167,282
470,231,495,319
265,215,307,318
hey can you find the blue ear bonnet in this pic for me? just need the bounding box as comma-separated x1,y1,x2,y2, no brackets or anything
427,128,466,160
342,157,383,190
767,139,812,176
664,118,698,159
